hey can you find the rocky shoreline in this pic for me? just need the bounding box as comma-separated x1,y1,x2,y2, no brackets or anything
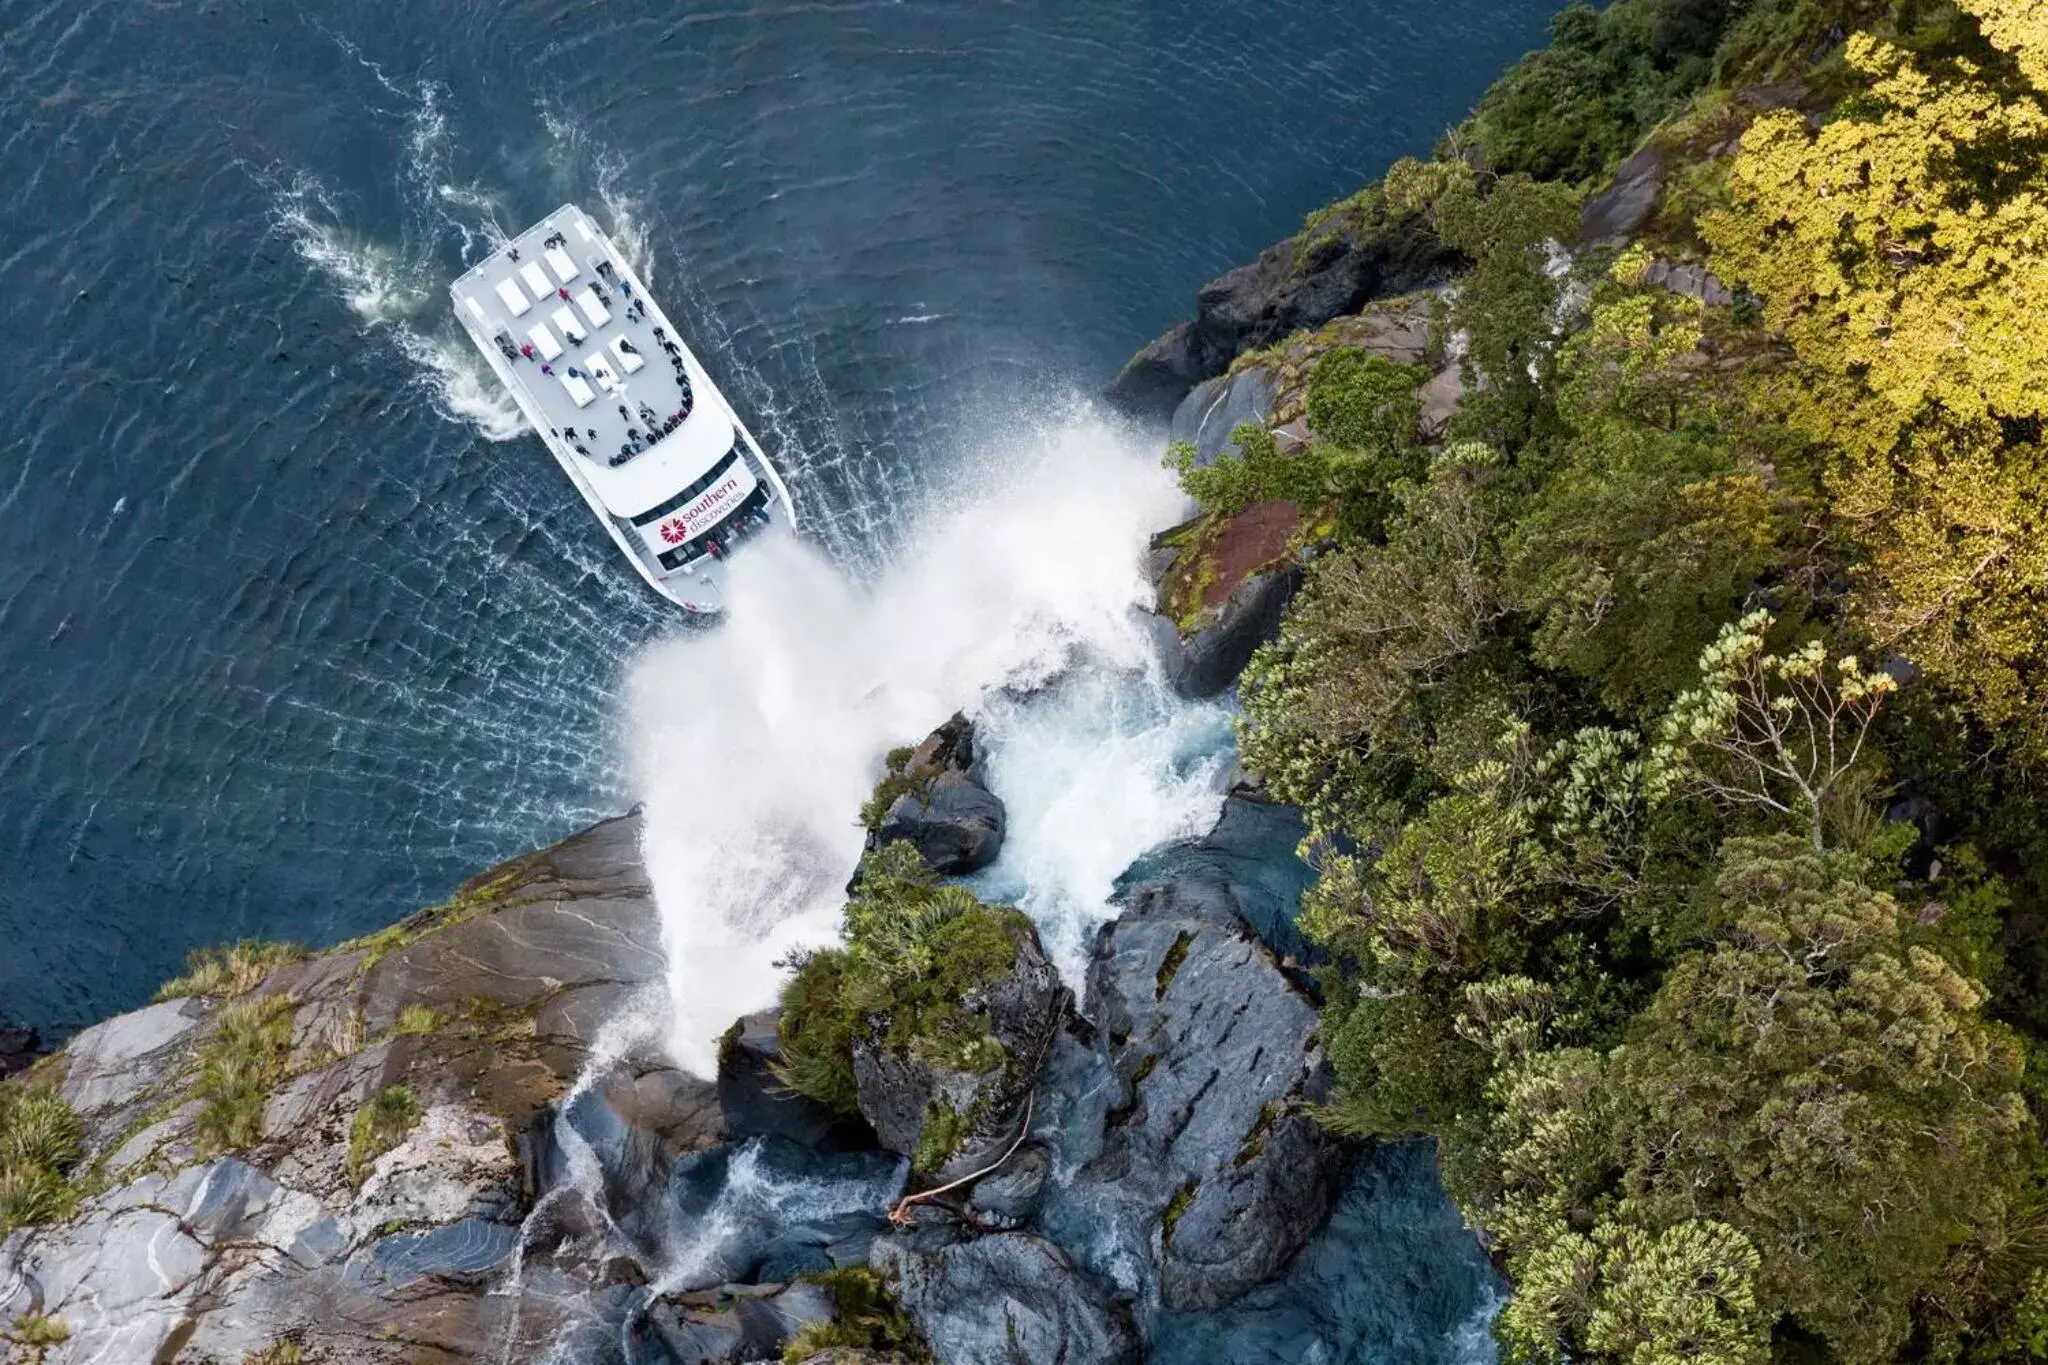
0,709,1439,1362
2,197,1489,1364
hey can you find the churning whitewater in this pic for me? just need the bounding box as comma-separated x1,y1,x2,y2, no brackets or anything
625,411,1233,1076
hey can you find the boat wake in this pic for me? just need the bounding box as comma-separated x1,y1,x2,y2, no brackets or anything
266,171,529,443
624,404,1228,1075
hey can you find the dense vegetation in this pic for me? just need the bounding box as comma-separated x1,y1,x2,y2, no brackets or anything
1205,1,2048,1359
777,841,1034,1117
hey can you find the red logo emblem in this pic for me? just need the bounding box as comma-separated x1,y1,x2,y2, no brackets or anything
659,518,688,545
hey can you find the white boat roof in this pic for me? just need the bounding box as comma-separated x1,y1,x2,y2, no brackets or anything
449,204,735,522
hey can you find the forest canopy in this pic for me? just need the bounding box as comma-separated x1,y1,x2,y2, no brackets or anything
1215,0,2048,1358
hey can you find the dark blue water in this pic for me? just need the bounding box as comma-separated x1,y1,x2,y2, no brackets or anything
0,0,1557,1036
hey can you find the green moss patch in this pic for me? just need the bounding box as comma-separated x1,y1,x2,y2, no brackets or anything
1155,931,1196,999
782,1266,930,1362
1162,1178,1200,1245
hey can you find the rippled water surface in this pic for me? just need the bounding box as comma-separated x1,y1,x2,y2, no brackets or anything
0,0,1557,1033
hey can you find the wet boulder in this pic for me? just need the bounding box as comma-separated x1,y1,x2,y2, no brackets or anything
719,1010,865,1149
1033,810,1347,1312
871,715,1006,875
871,1229,1140,1365
1147,563,1301,699
1167,366,1279,469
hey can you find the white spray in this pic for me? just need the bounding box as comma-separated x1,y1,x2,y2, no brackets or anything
626,409,1226,1075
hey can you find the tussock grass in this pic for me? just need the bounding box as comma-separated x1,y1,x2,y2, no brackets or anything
194,995,295,1154
155,940,307,1001
0,1085,82,1235
346,1085,421,1184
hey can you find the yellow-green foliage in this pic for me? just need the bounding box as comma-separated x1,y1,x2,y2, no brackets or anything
0,1085,82,1235
778,842,1029,1116
1232,2,2048,1356
194,994,295,1154
8,1313,70,1350
347,1085,421,1183
155,939,309,1002
243,1340,306,1365
781,1266,930,1362
1703,2,2048,758
390,1004,442,1037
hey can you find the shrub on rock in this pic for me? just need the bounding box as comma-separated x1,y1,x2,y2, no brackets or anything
779,842,1061,1176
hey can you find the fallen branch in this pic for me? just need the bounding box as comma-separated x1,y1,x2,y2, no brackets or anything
887,1091,1036,1228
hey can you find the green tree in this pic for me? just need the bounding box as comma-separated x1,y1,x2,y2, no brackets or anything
1489,839,2030,1363
1653,610,1898,852
1239,442,1513,834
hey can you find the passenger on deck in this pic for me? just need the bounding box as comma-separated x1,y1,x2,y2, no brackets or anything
617,338,640,355
519,343,535,360
620,280,633,299
540,363,555,376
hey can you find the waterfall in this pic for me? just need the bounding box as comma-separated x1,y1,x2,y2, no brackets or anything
624,408,1218,1076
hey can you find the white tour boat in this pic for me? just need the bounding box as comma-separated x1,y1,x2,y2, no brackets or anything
451,204,795,613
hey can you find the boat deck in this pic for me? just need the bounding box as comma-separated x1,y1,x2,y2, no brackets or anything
450,206,732,522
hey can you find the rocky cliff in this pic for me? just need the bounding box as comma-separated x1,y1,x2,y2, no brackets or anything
0,701,1451,1363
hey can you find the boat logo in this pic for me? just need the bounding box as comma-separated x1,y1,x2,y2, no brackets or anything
659,518,689,545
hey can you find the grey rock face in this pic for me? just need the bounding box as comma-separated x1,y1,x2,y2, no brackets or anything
1643,257,1736,306
1580,144,1665,245
967,1142,1050,1228
872,1230,1140,1365
852,928,1065,1180
0,813,677,1364
1149,566,1302,699
1034,814,1347,1313
718,1010,853,1148
1167,366,1279,469
1107,219,1456,420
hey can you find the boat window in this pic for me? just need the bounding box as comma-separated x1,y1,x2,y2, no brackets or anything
628,441,742,527
658,485,771,571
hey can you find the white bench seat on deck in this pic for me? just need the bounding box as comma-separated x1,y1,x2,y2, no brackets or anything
519,261,553,300
582,352,621,394
559,370,596,407
493,278,530,316
575,287,611,329
551,306,588,347
545,246,579,283
526,323,564,361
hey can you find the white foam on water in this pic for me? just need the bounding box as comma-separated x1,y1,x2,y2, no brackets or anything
971,665,1233,981
267,172,528,442
624,405,1213,1075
